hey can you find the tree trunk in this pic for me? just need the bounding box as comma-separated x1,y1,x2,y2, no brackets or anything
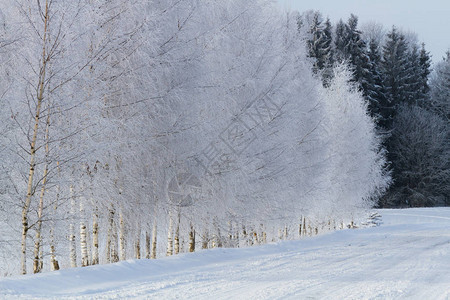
80,200,89,267
241,226,248,247
302,217,307,236
299,216,303,237
69,185,77,268
228,221,233,247
202,229,209,249
151,221,157,259
188,224,195,253
21,0,50,275
174,224,180,255
145,231,150,259
50,161,60,271
111,213,119,263
50,227,59,271
106,208,114,263
174,212,180,255
135,224,141,259
166,213,173,256
91,208,99,265
33,109,50,273
119,210,126,261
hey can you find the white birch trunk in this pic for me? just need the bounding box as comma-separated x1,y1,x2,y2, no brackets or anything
302,217,307,236
91,208,99,265
50,161,60,271
174,212,180,255
145,231,150,259
135,224,141,259
119,210,126,261
188,223,195,253
33,115,49,273
166,213,173,256
202,229,209,249
111,228,119,263
228,221,233,247
151,221,157,259
80,200,89,267
106,209,114,264
50,227,59,271
69,185,77,268
21,0,50,275
111,211,119,263
174,224,179,255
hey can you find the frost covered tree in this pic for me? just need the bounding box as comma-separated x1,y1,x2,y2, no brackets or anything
0,0,149,274
0,0,392,276
319,64,390,217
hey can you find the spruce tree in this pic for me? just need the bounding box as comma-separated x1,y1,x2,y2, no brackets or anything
334,19,348,62
430,50,450,120
380,26,410,129
345,15,370,93
419,43,432,101
307,12,327,74
334,15,370,94
366,39,386,121
405,44,423,105
306,13,334,86
321,17,334,86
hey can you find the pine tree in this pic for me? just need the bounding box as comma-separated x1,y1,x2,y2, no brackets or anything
380,27,410,129
334,19,348,62
430,50,450,120
405,44,423,105
306,13,334,86
307,12,327,74
321,17,334,85
365,39,386,121
418,43,432,102
345,15,370,92
334,15,370,94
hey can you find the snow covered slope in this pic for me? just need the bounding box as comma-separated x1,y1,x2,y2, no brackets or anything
1,208,449,300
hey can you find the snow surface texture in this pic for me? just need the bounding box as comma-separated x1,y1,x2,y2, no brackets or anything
1,208,449,300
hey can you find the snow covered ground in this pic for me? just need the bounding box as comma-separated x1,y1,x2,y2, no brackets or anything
0,208,449,300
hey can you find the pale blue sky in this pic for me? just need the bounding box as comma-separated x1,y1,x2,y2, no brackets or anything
277,0,450,63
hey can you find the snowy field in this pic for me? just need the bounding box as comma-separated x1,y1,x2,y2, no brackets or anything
0,208,449,300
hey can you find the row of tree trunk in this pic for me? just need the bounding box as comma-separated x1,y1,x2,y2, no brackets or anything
27,207,351,275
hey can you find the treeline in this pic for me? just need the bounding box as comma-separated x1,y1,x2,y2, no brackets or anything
300,11,450,207
0,0,392,276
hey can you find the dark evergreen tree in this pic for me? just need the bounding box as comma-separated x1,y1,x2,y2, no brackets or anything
345,15,370,94
430,50,450,120
380,27,410,129
365,39,386,121
418,43,432,101
381,104,450,207
307,12,327,74
333,15,371,94
334,19,348,62
306,13,334,86
321,17,334,86
405,44,423,105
